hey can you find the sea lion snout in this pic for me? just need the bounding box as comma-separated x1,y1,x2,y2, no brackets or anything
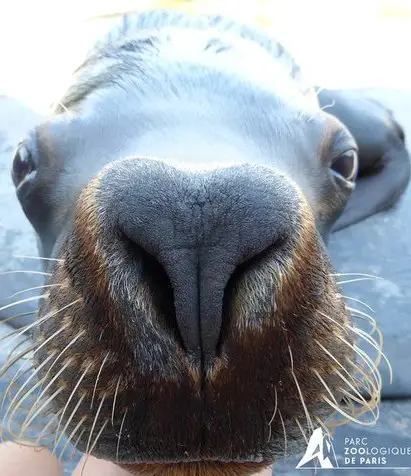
69,158,304,363
35,153,354,467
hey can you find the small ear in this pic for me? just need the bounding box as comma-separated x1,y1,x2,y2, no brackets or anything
316,88,411,231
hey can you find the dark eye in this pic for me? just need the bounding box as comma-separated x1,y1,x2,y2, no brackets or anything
12,143,36,187
331,149,358,182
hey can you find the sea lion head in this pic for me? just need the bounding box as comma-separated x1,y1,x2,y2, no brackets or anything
10,13,379,475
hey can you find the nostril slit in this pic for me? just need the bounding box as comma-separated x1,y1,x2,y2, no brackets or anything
119,231,185,350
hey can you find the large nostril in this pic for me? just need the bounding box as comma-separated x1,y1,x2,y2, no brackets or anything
120,232,184,348
102,160,301,364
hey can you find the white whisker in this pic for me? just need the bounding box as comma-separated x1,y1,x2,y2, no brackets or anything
111,375,122,426
8,284,62,299
83,394,107,474
20,386,64,438
332,273,382,279
59,417,87,462
0,299,80,353
295,418,309,444
116,408,128,463
342,295,375,313
54,393,87,453
288,346,313,432
278,409,287,460
0,271,52,277
22,359,73,431
55,366,91,449
0,294,48,313
267,386,278,443
5,353,56,428
13,255,64,263
91,351,110,410
41,330,85,387
337,278,378,285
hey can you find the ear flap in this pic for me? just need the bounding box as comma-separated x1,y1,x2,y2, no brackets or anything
317,88,411,231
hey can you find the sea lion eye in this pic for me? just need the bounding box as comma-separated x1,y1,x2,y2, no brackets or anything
331,149,358,182
12,142,36,187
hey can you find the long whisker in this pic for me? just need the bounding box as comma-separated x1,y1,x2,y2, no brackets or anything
111,375,122,426
21,359,73,431
1,323,71,419
0,271,52,277
322,394,377,427
315,339,379,397
295,418,308,444
54,393,87,453
346,350,382,396
0,294,48,313
88,418,109,460
35,410,62,446
338,333,382,388
319,310,383,378
320,99,335,111
59,417,87,463
55,365,92,449
31,323,70,360
0,311,36,326
331,273,382,279
69,428,86,461
267,386,278,443
0,299,80,352
7,284,62,299
334,368,379,421
91,351,110,410
5,352,57,426
314,369,377,426
116,408,128,463
278,409,287,460
318,310,351,336
339,386,380,420
337,278,379,285
345,346,382,397
82,394,107,476
288,345,313,432
0,343,36,379
346,306,378,334
5,336,32,362
0,363,33,417
13,255,64,263
41,329,85,388
342,295,375,313
350,325,392,383
19,386,65,439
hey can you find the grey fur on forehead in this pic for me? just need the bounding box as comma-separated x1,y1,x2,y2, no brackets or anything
55,10,317,114
91,10,300,77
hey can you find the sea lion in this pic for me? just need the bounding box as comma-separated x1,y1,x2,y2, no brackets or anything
9,10,410,476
